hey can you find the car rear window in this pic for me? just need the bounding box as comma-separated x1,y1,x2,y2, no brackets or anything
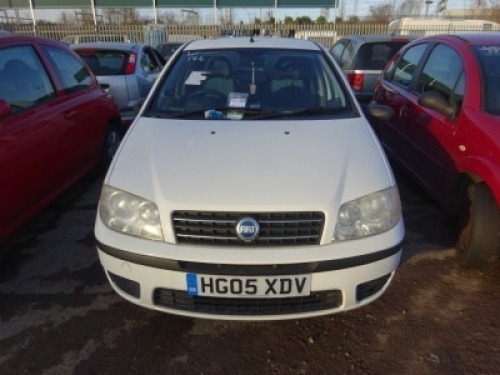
354,42,409,70
76,50,130,76
473,45,500,115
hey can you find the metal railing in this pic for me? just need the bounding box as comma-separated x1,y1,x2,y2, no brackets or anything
1,22,499,49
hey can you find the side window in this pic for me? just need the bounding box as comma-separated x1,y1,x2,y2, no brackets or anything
384,59,397,80
0,45,56,113
416,44,464,104
330,41,345,63
43,46,93,93
340,41,356,69
140,52,152,73
392,44,428,89
153,49,166,67
453,72,465,106
140,48,163,74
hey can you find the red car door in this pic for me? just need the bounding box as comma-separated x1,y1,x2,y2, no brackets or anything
0,43,69,240
401,44,465,201
40,43,106,176
374,43,429,176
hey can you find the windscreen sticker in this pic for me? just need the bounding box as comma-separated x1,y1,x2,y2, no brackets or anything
477,46,500,55
185,71,208,86
227,92,249,108
186,52,205,62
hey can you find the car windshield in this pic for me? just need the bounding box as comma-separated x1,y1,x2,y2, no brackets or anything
473,45,500,116
145,48,351,120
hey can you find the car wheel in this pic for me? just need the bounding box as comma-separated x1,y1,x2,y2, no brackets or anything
101,122,122,169
456,183,499,268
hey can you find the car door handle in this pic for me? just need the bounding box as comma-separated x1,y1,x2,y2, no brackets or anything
399,106,410,118
64,110,77,120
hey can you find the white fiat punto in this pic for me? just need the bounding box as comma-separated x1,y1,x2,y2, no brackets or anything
95,36,404,320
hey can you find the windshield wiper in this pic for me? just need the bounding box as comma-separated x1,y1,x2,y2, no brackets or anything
161,108,277,119
252,107,350,120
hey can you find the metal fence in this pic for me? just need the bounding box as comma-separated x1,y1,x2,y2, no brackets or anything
1,22,499,49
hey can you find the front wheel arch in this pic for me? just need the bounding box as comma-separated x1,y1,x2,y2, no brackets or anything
455,182,500,268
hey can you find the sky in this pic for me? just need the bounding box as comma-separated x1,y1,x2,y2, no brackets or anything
3,1,475,24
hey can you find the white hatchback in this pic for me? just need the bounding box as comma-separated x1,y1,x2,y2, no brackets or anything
95,37,404,320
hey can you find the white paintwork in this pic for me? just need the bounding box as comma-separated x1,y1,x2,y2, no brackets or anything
95,37,405,320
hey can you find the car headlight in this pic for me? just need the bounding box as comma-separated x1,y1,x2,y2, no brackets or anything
334,186,401,241
98,185,164,241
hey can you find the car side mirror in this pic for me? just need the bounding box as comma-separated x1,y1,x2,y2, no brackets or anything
0,99,11,118
100,83,110,93
418,91,457,119
363,104,394,122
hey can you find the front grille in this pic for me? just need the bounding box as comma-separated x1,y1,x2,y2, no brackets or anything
153,288,342,316
172,211,324,246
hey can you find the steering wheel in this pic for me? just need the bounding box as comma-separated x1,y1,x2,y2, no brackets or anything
185,89,227,108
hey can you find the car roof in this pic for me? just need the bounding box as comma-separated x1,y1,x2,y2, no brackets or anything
411,33,500,46
448,33,500,45
0,34,67,46
70,42,145,51
184,37,322,51
158,42,183,46
337,34,417,43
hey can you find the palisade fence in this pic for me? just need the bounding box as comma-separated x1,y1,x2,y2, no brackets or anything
1,22,499,49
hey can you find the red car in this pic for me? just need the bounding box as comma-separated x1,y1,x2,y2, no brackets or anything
0,35,123,243
372,33,500,268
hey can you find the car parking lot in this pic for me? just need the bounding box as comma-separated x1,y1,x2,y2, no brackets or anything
0,165,498,374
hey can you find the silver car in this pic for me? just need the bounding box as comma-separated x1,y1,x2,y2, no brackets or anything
330,35,416,104
72,42,165,125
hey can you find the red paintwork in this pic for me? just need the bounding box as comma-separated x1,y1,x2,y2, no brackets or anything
372,33,500,210
0,36,121,243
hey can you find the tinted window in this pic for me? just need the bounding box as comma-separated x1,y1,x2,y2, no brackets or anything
473,45,500,115
339,40,357,68
44,46,93,93
140,47,162,74
157,43,182,57
392,44,427,89
0,45,56,113
76,50,129,76
330,41,346,62
416,44,464,104
146,48,349,119
354,42,409,70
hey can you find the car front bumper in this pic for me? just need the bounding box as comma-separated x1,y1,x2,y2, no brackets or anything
97,241,402,321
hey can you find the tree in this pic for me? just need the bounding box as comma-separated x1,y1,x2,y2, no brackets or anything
57,11,76,25
295,16,312,25
284,16,295,25
160,11,180,26
396,0,423,17
316,15,328,24
368,1,392,23
100,8,141,25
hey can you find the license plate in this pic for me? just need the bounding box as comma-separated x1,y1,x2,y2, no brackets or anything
186,273,311,298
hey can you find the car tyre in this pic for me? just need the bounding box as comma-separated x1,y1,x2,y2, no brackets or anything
100,122,122,170
456,183,499,268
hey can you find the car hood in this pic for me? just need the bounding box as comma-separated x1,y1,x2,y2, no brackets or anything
106,117,394,212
